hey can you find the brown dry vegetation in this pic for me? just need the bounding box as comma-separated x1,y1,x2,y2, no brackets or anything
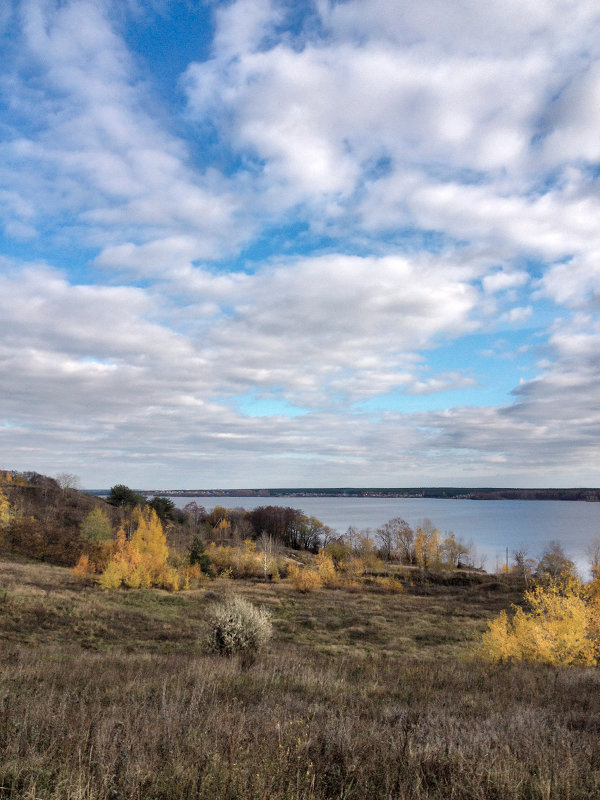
1,556,600,799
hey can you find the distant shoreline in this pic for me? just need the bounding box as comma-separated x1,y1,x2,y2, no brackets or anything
85,487,600,502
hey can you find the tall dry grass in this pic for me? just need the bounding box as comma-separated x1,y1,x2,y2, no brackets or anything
1,557,600,799
2,646,600,799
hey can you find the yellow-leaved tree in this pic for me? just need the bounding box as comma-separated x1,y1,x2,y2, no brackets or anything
131,507,169,565
99,509,180,590
0,488,11,546
414,521,441,569
0,489,11,526
97,525,142,589
480,576,599,666
315,550,337,586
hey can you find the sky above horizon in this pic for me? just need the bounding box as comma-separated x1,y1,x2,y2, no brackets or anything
1,0,599,489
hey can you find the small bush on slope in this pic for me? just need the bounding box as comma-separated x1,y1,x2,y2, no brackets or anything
206,594,272,669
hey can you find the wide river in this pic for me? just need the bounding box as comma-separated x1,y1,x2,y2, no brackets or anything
166,495,600,576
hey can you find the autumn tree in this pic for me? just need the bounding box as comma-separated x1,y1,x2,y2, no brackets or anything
98,525,142,589
315,549,337,585
297,515,326,552
206,506,235,544
323,537,352,568
214,518,232,544
377,517,414,563
0,489,11,527
287,563,322,592
71,508,115,576
131,507,169,565
376,519,397,561
98,508,179,590
183,501,206,529
536,541,576,581
414,519,441,569
207,505,230,527
81,508,112,543
258,531,280,580
344,526,381,573
480,575,599,666
512,546,537,587
441,532,473,567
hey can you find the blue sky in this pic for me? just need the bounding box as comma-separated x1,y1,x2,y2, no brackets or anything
1,0,600,488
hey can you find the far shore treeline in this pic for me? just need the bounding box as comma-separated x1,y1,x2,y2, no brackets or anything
85,486,600,501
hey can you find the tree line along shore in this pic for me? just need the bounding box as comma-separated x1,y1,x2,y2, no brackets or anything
87,486,600,500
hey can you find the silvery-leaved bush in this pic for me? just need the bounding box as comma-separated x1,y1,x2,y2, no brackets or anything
207,595,272,669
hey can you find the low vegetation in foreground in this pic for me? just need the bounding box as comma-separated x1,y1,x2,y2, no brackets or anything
2,557,600,800
2,470,600,798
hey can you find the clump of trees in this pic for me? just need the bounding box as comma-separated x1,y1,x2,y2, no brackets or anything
11,471,599,614
374,516,476,569
65,488,339,591
481,541,600,666
69,490,486,593
170,502,332,554
246,506,330,551
74,506,203,591
206,539,281,580
285,530,404,593
480,575,600,666
506,540,576,587
0,472,478,581
98,509,179,590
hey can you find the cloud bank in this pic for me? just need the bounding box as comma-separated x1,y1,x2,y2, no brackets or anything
0,0,599,487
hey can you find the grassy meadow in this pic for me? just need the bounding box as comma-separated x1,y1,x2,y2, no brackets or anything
1,556,600,799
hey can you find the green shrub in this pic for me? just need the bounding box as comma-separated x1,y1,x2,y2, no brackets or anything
206,595,272,668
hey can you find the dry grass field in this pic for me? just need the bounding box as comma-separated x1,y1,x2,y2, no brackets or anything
1,556,600,799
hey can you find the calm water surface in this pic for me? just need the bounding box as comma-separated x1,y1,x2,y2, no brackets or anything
169,495,600,574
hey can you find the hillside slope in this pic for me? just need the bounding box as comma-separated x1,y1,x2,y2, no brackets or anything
0,470,113,565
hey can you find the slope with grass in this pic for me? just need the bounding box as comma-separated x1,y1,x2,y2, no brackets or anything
1,555,600,799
